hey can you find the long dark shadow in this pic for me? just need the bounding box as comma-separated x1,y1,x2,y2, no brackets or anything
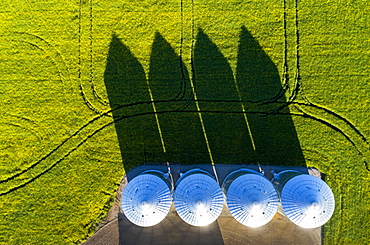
148,32,210,164
236,26,306,166
193,28,256,164
104,34,165,170
107,28,308,244
104,29,306,168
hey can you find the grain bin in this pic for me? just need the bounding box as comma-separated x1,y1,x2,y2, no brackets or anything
121,170,173,227
223,169,279,227
272,170,335,228
174,169,224,226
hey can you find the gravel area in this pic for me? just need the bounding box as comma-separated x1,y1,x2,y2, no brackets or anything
83,164,322,245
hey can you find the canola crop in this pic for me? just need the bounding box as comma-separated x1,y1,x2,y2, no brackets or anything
0,0,369,244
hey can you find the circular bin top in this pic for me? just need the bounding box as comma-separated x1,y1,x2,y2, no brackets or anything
281,174,335,228
174,169,224,226
121,170,172,227
223,169,279,227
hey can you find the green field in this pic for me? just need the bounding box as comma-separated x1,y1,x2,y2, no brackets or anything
0,0,369,244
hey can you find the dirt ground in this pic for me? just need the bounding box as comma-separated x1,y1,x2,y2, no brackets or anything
83,165,322,245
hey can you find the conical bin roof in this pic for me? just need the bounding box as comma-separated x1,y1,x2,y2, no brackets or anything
121,170,172,227
281,174,335,228
174,169,224,226
224,169,279,227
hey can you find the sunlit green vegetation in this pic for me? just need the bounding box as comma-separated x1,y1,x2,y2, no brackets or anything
0,0,369,244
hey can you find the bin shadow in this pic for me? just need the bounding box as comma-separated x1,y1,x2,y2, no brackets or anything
193,28,256,164
147,32,210,165
103,34,167,170
235,26,306,166
103,27,306,172
104,26,308,244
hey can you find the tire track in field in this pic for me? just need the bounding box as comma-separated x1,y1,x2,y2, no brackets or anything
79,84,105,115
288,0,368,167
0,113,47,181
281,0,291,103
282,103,370,172
284,41,369,173
0,98,281,194
1,97,369,195
78,59,110,115
77,0,104,115
2,123,42,141
279,0,369,172
92,84,109,106
8,32,72,89
77,0,111,115
0,113,44,141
